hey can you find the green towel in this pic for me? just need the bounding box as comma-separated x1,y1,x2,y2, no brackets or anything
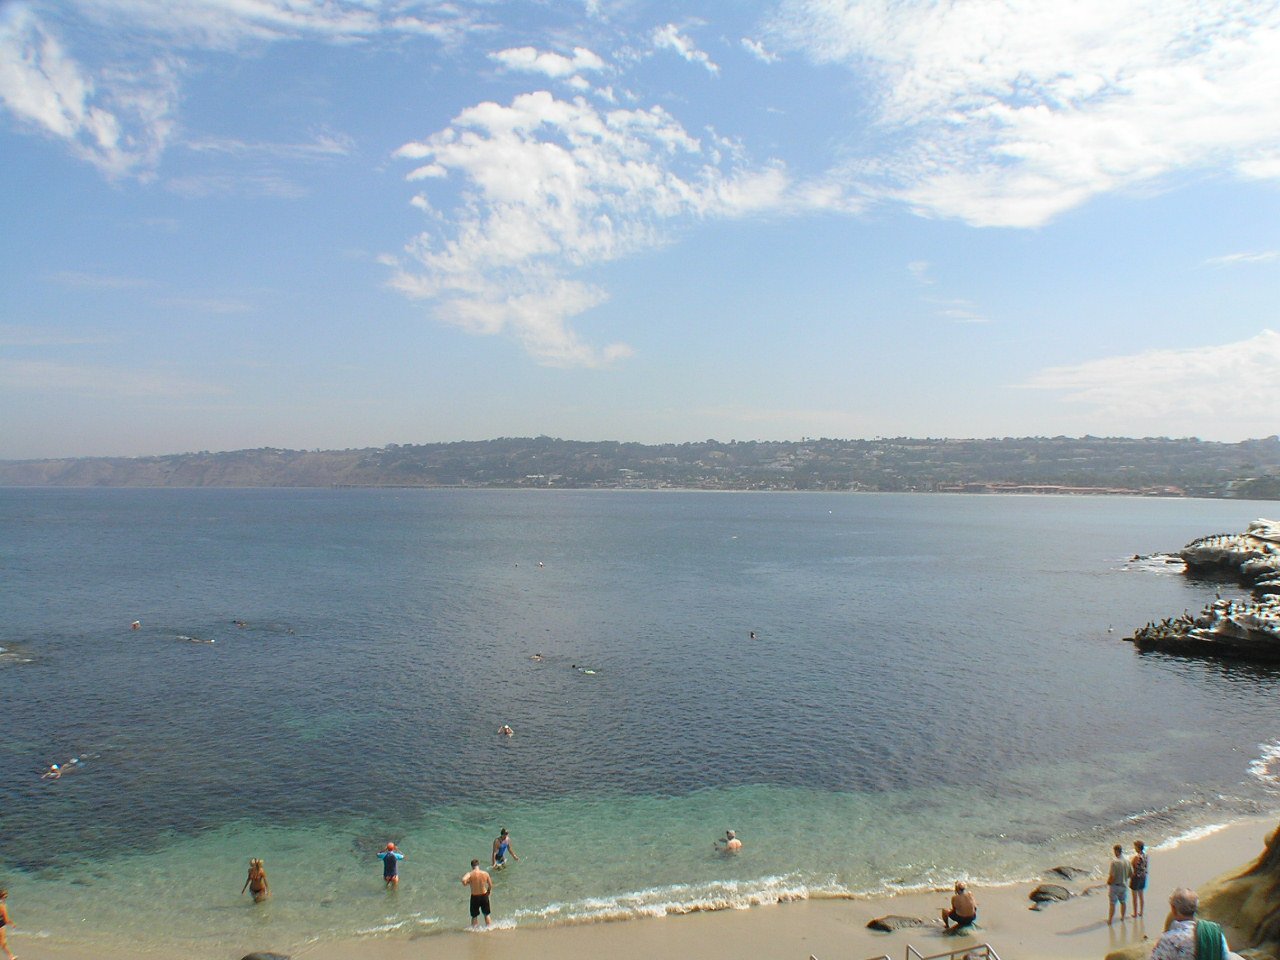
1196,919,1225,960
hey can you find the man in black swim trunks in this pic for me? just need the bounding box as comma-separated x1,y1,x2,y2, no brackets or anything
462,858,493,928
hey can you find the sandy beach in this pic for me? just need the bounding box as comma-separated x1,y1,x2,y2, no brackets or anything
15,814,1275,960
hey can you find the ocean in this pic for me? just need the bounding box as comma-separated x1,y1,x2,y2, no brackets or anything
2,488,1278,956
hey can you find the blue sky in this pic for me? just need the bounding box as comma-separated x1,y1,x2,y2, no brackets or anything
1,0,1277,459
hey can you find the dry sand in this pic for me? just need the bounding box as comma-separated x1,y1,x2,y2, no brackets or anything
21,816,1277,960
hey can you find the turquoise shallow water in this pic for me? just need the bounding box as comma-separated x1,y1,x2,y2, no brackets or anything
2,489,1279,956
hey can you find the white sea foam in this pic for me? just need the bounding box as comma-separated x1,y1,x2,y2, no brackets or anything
1249,741,1280,787
505,874,838,926
1153,822,1232,851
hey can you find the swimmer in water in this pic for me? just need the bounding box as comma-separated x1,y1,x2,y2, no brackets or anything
130,620,141,630
241,858,270,903
41,763,61,780
715,829,742,853
497,725,514,737
530,653,544,662
378,843,404,888
491,828,519,868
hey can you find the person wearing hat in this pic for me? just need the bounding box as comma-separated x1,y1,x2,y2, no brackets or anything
377,842,404,887
941,881,977,932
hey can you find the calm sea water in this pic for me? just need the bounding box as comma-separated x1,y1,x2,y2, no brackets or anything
2,489,1279,956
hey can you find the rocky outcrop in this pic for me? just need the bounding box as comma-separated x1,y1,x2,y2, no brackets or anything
1028,883,1071,903
1129,520,1280,661
866,914,925,931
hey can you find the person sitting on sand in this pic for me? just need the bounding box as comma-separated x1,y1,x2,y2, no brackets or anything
715,829,742,853
378,842,404,887
492,828,519,867
1150,886,1243,960
0,888,15,960
241,858,269,902
941,881,977,932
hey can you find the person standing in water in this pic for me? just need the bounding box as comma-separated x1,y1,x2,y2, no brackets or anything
491,828,519,868
715,829,742,852
378,842,404,888
241,858,269,902
0,888,15,960
462,859,493,928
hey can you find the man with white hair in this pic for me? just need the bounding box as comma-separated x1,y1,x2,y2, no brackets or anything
1149,887,1241,960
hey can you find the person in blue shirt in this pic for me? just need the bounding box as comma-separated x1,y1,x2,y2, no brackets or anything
377,842,404,887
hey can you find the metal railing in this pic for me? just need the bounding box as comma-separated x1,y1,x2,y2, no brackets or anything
906,944,1002,960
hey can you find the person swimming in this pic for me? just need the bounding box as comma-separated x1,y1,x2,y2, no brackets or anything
497,725,514,737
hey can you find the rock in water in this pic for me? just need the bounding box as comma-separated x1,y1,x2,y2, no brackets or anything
1127,519,1280,662
866,914,925,931
1029,883,1071,903
1046,865,1089,881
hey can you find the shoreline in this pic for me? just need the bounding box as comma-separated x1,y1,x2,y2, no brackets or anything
17,814,1277,960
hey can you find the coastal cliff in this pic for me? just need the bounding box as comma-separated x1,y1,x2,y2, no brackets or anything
1129,520,1280,660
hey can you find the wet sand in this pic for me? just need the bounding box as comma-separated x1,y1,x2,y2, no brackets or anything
19,815,1276,960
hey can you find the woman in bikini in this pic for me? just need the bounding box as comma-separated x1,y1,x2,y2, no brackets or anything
0,887,16,960
241,859,270,903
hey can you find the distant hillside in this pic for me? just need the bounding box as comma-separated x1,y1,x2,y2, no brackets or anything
1,436,1279,497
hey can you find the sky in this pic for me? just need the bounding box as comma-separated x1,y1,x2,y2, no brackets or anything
1,0,1277,459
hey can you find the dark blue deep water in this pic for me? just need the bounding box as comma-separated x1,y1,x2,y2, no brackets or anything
2,489,1278,954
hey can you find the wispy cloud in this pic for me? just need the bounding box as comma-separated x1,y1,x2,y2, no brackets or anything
388,91,842,366
0,4,178,179
0,1,480,178
1021,330,1280,433
47,270,155,289
769,0,1280,228
741,37,779,64
166,173,308,199
907,260,932,285
652,24,719,76
0,324,117,347
1204,250,1280,267
184,132,354,160
489,46,606,80
154,296,254,314
0,357,229,399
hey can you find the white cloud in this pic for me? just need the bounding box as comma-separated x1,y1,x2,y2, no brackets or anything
184,132,354,160
740,37,778,64
0,4,178,179
653,24,719,75
490,46,606,79
1021,330,1280,435
1204,250,1280,267
907,260,931,285
389,91,838,366
770,0,1280,227
0,1,478,178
